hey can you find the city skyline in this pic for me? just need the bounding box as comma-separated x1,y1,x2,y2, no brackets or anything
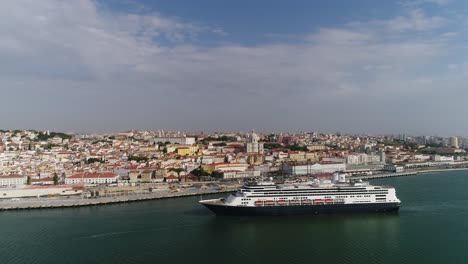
2,0,468,135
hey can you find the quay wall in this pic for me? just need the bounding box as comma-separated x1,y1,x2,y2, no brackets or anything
0,187,238,211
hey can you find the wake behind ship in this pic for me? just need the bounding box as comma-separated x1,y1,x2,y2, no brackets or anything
199,174,400,216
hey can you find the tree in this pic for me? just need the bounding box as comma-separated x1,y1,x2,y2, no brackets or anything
286,144,308,151
86,158,104,164
53,173,59,185
128,156,149,162
190,167,206,179
264,143,283,149
26,176,31,185
211,171,223,179
162,147,167,154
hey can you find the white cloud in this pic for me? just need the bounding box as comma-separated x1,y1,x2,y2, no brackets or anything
0,0,463,134
400,0,451,8
384,9,446,32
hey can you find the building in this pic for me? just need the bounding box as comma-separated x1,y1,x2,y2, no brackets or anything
0,174,25,186
449,137,459,148
202,163,249,174
434,148,464,154
246,132,264,154
432,155,454,162
165,175,179,183
307,145,326,151
282,162,346,175
220,170,261,179
383,164,404,172
380,151,386,164
176,146,199,156
31,177,54,185
65,173,119,185
154,137,195,145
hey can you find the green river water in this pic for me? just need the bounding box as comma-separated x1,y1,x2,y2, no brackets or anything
1,171,467,264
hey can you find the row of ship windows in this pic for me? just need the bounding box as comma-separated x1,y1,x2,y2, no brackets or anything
246,194,385,198
335,195,373,198
248,189,376,193
245,192,388,197
244,195,383,199
245,191,389,195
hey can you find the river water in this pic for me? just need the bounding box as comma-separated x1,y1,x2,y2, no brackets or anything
1,171,467,264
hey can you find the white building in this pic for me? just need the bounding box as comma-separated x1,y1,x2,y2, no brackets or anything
346,153,381,165
221,170,261,179
283,163,346,175
154,137,195,145
449,137,459,148
246,132,264,154
432,155,454,162
0,174,26,186
65,173,119,185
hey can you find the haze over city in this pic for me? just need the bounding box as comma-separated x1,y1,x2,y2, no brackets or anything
1,0,467,135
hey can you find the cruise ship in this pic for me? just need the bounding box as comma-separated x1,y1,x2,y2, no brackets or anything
199,174,400,216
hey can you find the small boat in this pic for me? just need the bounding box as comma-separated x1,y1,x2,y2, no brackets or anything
314,199,323,204
302,199,312,204
254,201,264,206
264,200,275,206
277,200,287,205
290,200,300,205
325,199,333,203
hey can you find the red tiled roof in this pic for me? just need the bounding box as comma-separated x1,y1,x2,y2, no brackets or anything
25,184,84,189
0,174,24,179
31,177,53,182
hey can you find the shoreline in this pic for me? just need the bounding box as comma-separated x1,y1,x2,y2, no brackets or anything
3,167,468,212
0,187,237,211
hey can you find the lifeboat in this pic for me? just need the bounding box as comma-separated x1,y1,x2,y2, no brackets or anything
265,200,275,206
313,199,324,204
325,199,333,203
302,199,312,204
290,200,300,205
277,200,288,205
254,201,264,206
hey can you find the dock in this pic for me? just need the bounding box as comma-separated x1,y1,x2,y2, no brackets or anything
351,167,468,180
351,172,418,180
0,187,238,211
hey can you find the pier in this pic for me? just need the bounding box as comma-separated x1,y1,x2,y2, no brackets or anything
351,167,468,180
351,172,418,180
0,187,238,211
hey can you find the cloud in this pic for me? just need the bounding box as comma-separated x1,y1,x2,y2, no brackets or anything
383,9,446,32
0,0,463,134
349,9,446,33
401,0,451,7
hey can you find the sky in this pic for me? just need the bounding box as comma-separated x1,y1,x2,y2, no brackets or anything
1,0,468,135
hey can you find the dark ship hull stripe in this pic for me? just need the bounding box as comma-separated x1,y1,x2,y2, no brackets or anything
201,202,400,216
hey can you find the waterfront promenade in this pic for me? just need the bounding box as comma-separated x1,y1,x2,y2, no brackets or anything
0,186,238,211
